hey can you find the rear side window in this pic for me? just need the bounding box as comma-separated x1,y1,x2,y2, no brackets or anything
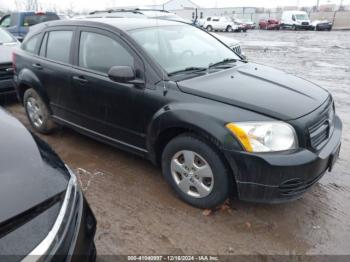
22,35,40,53
46,31,72,63
39,33,48,57
213,18,219,22
78,31,134,74
22,14,59,27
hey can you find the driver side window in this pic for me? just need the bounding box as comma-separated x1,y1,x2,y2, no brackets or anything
78,31,134,74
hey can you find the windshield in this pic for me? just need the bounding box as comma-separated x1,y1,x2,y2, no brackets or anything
129,25,240,74
0,28,16,44
295,14,308,20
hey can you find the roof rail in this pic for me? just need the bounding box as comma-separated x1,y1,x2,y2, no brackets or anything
89,8,170,15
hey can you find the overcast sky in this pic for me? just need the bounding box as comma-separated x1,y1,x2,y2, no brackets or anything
0,0,349,12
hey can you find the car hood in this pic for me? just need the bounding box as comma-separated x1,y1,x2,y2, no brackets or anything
0,108,69,226
0,43,19,64
177,62,329,120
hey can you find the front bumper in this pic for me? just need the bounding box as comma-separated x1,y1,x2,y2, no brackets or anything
296,24,313,30
0,78,15,96
23,176,96,262
56,192,96,261
224,115,342,203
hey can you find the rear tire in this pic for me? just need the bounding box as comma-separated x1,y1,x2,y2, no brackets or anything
23,88,56,134
206,25,213,32
226,25,232,32
161,133,232,209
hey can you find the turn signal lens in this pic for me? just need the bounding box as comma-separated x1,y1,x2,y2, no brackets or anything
226,123,253,152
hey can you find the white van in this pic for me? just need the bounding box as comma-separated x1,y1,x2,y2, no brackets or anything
280,11,313,30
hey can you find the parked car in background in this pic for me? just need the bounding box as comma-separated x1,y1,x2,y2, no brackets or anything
14,18,342,208
58,13,70,20
211,32,246,59
241,18,256,29
0,28,19,97
203,16,239,32
280,11,313,30
0,108,96,260
233,19,248,32
312,20,333,31
259,19,280,30
84,10,246,60
0,11,59,41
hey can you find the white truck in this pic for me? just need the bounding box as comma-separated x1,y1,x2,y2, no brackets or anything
280,11,313,30
203,16,239,32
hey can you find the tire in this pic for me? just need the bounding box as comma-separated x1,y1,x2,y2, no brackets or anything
23,88,56,134
226,25,232,32
161,133,232,209
292,24,297,30
206,25,213,32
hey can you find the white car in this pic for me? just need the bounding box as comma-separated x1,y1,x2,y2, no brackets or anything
203,16,239,32
280,11,313,30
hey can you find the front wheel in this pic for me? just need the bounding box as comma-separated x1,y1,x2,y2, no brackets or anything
206,25,213,32
24,88,56,134
226,25,232,32
162,133,232,209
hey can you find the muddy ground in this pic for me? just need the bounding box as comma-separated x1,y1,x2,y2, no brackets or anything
3,30,350,257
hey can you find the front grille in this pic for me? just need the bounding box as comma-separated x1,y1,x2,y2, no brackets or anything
232,45,242,55
279,173,324,196
308,101,334,150
302,22,309,25
0,63,13,80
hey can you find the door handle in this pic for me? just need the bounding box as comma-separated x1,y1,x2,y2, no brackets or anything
32,63,43,70
72,75,88,84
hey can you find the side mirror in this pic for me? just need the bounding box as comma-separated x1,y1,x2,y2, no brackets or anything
108,66,135,83
108,66,145,87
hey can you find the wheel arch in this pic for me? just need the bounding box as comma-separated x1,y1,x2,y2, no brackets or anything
17,68,49,105
146,107,242,193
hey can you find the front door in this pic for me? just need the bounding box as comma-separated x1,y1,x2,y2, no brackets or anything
70,27,146,149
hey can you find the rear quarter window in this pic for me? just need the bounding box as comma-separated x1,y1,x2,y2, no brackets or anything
22,34,40,54
46,31,73,64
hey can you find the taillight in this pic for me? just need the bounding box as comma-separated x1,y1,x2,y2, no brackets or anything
12,52,16,73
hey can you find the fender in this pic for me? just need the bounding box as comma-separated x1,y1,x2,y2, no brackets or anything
146,102,244,178
17,68,50,105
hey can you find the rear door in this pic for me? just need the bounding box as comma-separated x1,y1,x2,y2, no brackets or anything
69,27,146,148
34,27,75,118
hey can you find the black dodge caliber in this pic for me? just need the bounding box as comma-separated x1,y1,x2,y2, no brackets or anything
0,108,96,260
13,18,342,208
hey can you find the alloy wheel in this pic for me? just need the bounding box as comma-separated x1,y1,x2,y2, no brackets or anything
26,97,44,128
170,150,214,198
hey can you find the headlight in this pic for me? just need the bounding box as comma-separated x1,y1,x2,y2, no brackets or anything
226,122,298,152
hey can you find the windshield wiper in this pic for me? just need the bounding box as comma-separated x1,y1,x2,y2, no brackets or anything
208,58,237,69
168,67,207,76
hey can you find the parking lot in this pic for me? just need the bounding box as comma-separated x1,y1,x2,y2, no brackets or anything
4,29,350,256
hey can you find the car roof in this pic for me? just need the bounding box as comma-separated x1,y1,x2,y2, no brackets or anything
44,17,183,31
